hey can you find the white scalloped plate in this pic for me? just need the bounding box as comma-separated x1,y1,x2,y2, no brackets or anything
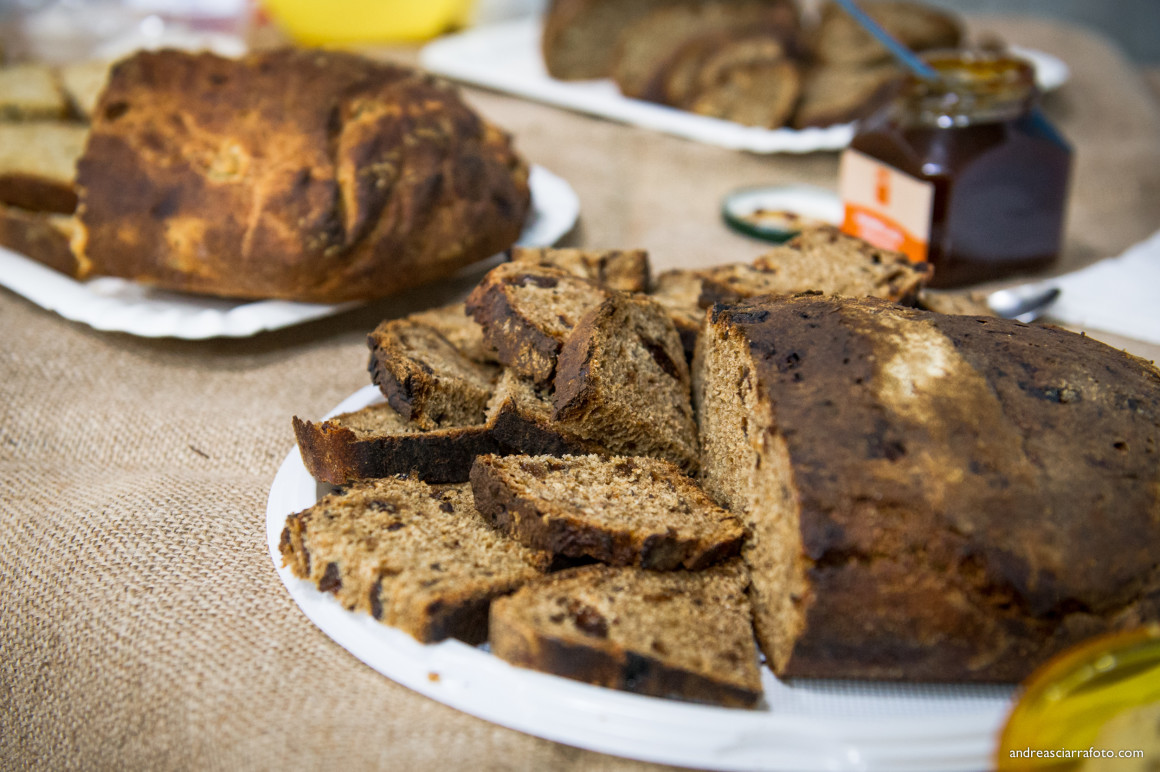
0,164,578,339
420,17,1070,154
266,384,1016,772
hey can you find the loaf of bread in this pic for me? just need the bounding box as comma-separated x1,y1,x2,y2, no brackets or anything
470,453,743,569
281,477,550,643
75,48,531,303
694,294,1160,682
489,560,763,707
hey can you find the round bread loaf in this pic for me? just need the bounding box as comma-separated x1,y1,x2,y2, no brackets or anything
74,49,531,303
695,294,1160,682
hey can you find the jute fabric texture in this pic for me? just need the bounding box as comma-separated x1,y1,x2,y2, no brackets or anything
2,16,1158,771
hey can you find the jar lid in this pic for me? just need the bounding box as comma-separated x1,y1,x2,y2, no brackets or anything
721,185,842,243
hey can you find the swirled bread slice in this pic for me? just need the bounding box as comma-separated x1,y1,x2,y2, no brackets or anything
471,453,743,569
489,560,762,707
280,478,550,643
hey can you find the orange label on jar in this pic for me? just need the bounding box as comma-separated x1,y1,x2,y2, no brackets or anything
838,149,934,263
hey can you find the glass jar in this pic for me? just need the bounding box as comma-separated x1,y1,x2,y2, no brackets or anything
838,51,1073,288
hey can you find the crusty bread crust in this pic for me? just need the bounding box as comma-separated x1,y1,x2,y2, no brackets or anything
76,49,530,302
697,295,1160,682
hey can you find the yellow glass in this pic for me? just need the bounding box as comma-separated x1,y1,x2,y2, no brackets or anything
261,0,474,45
996,624,1160,770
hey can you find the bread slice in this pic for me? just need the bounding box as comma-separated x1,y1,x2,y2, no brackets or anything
611,1,797,101
0,203,80,276
752,225,931,303
407,302,495,364
553,294,699,472
471,453,743,569
0,63,69,120
792,63,902,129
687,59,801,129
486,369,605,457
541,0,673,80
57,59,113,121
280,477,550,644
0,122,86,213
489,560,762,707
812,0,962,67
511,247,650,293
367,318,500,430
466,262,610,384
292,402,499,485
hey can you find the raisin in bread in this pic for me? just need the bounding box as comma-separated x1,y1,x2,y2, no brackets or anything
471,454,743,569
367,318,500,429
695,294,1160,682
554,294,699,472
466,262,610,384
489,560,763,707
280,478,549,643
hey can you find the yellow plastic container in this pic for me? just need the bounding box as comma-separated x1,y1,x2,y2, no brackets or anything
261,0,474,45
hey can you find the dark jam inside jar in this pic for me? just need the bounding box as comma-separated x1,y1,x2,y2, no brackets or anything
842,51,1072,288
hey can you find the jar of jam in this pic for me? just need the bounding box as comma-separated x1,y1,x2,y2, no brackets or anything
838,51,1072,288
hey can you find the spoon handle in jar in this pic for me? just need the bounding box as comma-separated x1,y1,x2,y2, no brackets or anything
832,0,940,80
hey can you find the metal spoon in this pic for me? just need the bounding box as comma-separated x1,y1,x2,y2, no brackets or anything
831,0,940,80
987,285,1061,323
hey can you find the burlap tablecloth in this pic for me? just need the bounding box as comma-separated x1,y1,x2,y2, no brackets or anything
2,16,1158,772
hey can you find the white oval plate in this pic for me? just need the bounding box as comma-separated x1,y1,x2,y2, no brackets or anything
420,17,1071,155
0,164,578,339
267,385,1016,772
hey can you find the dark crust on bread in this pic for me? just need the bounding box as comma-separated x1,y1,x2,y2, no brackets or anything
76,48,530,303
292,415,499,484
710,295,1160,682
466,271,563,384
0,175,78,214
489,403,602,457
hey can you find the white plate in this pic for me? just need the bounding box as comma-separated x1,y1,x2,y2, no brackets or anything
0,164,578,339
420,17,1070,155
266,384,1016,772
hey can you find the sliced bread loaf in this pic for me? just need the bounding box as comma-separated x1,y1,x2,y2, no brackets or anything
541,0,673,80
367,318,500,429
512,246,650,293
489,560,762,707
553,294,699,472
687,59,801,128
293,402,499,485
466,261,610,384
471,453,743,569
280,477,550,643
0,122,86,213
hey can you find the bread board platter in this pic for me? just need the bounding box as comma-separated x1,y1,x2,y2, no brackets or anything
420,17,1069,154
267,383,1016,772
0,164,578,340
